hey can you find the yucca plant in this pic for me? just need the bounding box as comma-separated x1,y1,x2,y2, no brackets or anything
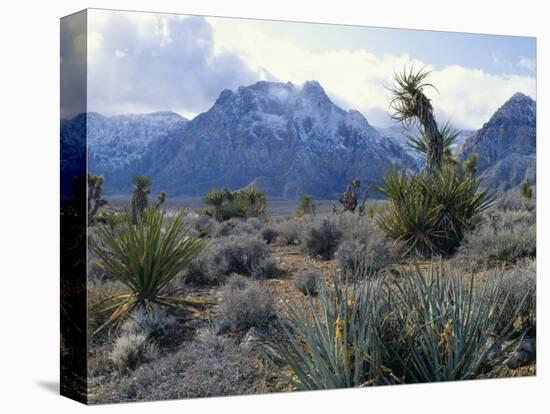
263,274,397,390
390,263,526,382
390,66,443,175
379,167,492,257
237,186,266,218
89,209,207,333
406,121,461,170
203,188,227,222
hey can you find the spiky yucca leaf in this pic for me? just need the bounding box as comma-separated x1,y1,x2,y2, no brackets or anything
89,209,207,333
391,263,526,382
264,274,396,390
132,175,152,192
389,67,437,125
389,66,443,174
406,121,460,163
378,167,492,257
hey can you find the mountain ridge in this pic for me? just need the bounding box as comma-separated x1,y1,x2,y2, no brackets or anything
61,81,536,198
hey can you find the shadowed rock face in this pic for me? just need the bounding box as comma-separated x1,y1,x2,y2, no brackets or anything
461,92,536,192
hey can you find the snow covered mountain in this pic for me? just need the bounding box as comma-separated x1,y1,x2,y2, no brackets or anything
61,111,189,193
154,80,416,198
60,81,536,198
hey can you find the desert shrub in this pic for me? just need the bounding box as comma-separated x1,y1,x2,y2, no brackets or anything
184,255,220,286
335,239,367,275
89,209,207,332
301,217,343,260
92,328,277,403
458,212,536,265
185,234,276,285
336,212,373,239
261,226,280,244
335,227,397,276
390,264,526,382
378,168,492,257
217,275,275,333
210,235,271,277
265,274,393,389
251,257,281,279
274,219,301,245
498,259,536,335
496,189,535,212
119,307,176,340
215,217,262,237
184,214,219,237
109,332,159,372
294,269,320,296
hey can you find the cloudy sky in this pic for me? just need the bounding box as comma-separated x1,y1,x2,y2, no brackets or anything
61,9,536,129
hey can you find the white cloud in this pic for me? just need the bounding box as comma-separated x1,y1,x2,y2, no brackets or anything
518,57,536,71
208,18,536,129
83,11,259,119
66,11,536,130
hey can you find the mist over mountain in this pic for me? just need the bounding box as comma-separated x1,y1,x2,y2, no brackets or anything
60,81,536,199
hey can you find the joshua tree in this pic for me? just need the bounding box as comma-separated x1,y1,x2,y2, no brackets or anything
203,188,227,222
295,195,319,217
238,187,266,218
131,176,151,224
153,191,166,210
339,178,361,212
87,174,107,225
390,67,446,175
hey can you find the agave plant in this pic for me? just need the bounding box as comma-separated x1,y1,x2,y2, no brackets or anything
378,167,492,257
391,263,526,382
264,274,396,390
89,209,207,333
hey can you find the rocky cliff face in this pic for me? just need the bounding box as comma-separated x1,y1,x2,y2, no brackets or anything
461,92,536,191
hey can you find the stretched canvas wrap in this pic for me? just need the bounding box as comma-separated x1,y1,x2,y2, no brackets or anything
60,8,537,405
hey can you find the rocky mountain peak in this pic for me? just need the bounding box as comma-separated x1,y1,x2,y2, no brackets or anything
461,92,536,192
486,92,535,127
